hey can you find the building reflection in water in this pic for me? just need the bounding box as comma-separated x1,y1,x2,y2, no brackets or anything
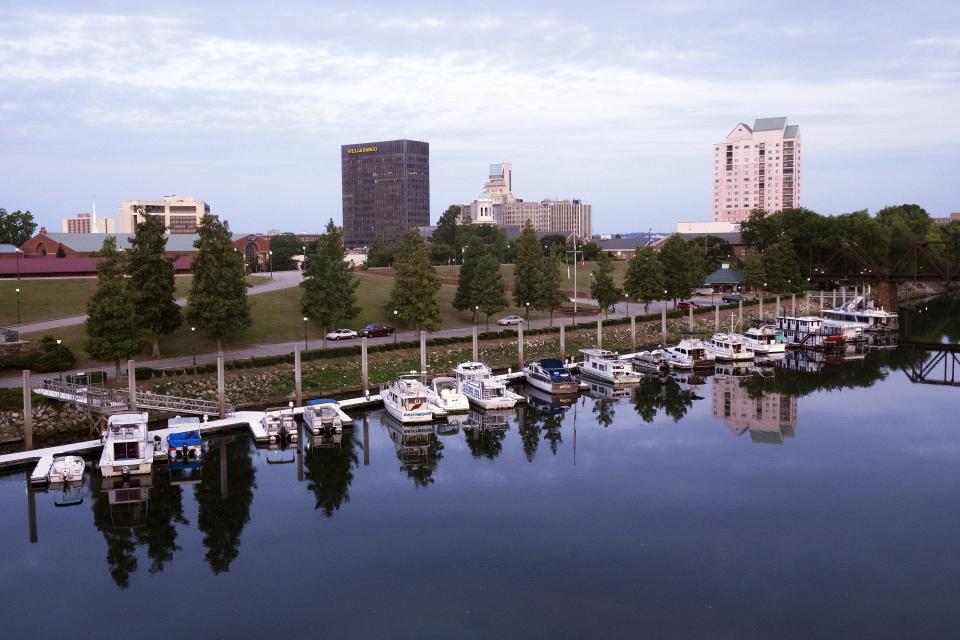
712,375,797,445
383,414,444,488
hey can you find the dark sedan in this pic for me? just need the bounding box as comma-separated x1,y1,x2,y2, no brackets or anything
722,293,745,303
357,323,395,338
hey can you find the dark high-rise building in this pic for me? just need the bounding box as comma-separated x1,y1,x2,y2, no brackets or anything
341,139,430,247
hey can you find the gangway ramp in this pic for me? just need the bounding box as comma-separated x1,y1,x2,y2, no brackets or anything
32,378,232,416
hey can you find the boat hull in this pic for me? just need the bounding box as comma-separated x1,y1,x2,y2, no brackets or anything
382,402,434,424
523,373,579,395
579,369,643,386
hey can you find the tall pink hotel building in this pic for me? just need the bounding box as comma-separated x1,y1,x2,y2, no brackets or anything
713,117,800,223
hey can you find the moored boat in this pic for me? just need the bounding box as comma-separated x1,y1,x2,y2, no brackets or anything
628,350,670,375
48,455,85,484
578,349,643,385
663,339,715,370
743,325,787,355
425,376,470,413
303,398,345,435
705,332,754,361
523,358,579,394
382,375,438,423
822,296,898,332
454,362,522,409
98,412,154,478
263,407,299,443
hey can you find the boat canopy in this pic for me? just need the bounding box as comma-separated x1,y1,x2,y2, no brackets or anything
308,398,338,405
539,358,565,370
168,430,202,448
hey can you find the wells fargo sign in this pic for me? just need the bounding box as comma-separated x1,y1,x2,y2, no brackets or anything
347,146,378,154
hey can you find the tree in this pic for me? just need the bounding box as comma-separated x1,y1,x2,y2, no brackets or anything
186,214,251,351
658,234,704,305
536,249,568,326
388,229,441,332
590,251,622,317
85,236,143,378
433,205,462,251
128,214,181,357
473,252,509,330
513,223,542,308
0,208,37,246
741,251,767,293
301,219,360,347
623,247,665,313
453,243,484,322
761,241,802,292
366,240,397,267
581,241,601,261
268,234,304,271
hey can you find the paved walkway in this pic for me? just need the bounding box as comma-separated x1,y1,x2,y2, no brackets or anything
0,295,729,389
7,270,303,334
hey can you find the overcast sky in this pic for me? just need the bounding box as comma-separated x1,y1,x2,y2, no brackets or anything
1,0,958,234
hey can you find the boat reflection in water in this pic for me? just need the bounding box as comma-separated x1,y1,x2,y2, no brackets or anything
523,385,575,416
463,409,511,459
382,413,444,487
712,374,797,445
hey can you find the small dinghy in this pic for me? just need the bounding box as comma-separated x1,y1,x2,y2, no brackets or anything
48,455,85,484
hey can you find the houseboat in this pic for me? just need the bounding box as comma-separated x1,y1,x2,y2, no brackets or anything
663,339,715,370
578,349,644,385
424,376,470,413
303,398,350,435
742,325,787,355
775,315,861,349
822,297,898,332
523,358,579,394
98,412,155,478
382,375,439,423
705,332,754,361
454,362,523,409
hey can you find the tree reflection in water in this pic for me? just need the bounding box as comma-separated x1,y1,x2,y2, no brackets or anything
515,405,541,462
463,419,508,460
592,398,616,428
631,377,695,423
303,430,359,516
384,418,444,488
194,436,256,574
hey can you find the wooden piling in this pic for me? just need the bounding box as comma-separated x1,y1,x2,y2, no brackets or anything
22,370,32,450
776,295,781,318
560,322,566,361
715,304,720,331
128,359,137,410
360,338,369,394
26,471,37,544
630,315,636,350
518,324,525,369
688,305,694,331
661,306,667,343
294,347,303,407
791,293,796,316
472,325,478,361
738,300,743,327
596,318,602,349
217,351,226,419
420,331,427,373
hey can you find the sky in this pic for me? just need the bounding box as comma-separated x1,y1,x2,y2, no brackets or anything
1,0,958,234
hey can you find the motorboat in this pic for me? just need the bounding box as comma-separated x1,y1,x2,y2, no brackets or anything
166,430,203,463
822,296,898,332
263,407,298,443
303,398,348,435
425,376,470,413
743,325,787,355
98,412,154,478
705,332,754,361
578,349,643,385
775,315,861,349
627,350,670,375
48,455,85,484
382,375,441,423
523,358,579,394
663,339,715,370
454,362,523,409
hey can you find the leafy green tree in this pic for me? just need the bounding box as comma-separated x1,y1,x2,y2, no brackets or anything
0,208,37,246
268,234,304,271
740,208,782,251
741,251,767,293
623,247,665,314
85,236,143,378
536,249,567,325
658,234,704,305
388,229,441,332
581,241,601,261
128,215,181,357
433,205,462,251
453,242,484,322
301,219,360,347
186,214,251,351
590,251,622,317
761,241,802,292
513,223,542,308
473,252,509,330
366,240,397,267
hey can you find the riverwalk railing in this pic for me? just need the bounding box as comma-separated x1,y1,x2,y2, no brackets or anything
32,378,231,416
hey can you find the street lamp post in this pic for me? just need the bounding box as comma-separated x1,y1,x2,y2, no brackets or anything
525,301,530,320
16,248,21,280
624,293,629,316
191,326,196,366
15,287,21,325
393,309,398,343
474,305,479,327
303,316,309,350
269,250,273,277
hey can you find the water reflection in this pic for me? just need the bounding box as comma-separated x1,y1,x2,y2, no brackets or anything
712,375,797,445
302,429,359,517
462,409,510,460
383,415,444,487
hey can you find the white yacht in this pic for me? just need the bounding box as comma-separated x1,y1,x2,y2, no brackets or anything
303,398,351,435
705,332,754,361
743,325,787,355
822,297,898,332
425,376,470,413
663,339,715,370
382,375,439,423
98,412,154,478
48,455,85,484
523,358,579,394
578,349,644,385
454,362,523,409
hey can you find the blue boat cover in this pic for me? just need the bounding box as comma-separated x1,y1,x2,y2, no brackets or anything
307,398,337,405
168,430,202,447
539,358,565,371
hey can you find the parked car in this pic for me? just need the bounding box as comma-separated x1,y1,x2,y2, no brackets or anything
721,293,745,303
677,301,703,310
357,324,395,338
326,328,358,341
497,315,525,326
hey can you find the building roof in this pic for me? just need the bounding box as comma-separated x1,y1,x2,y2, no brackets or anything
33,232,199,253
753,117,788,132
0,244,18,253
704,266,744,285
680,232,744,244
0,255,193,277
595,237,645,251
783,124,799,139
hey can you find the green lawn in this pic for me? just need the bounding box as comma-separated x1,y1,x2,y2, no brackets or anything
13,272,549,367
434,260,630,291
1,274,270,326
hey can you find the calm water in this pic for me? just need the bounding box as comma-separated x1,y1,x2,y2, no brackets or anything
2,302,958,639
